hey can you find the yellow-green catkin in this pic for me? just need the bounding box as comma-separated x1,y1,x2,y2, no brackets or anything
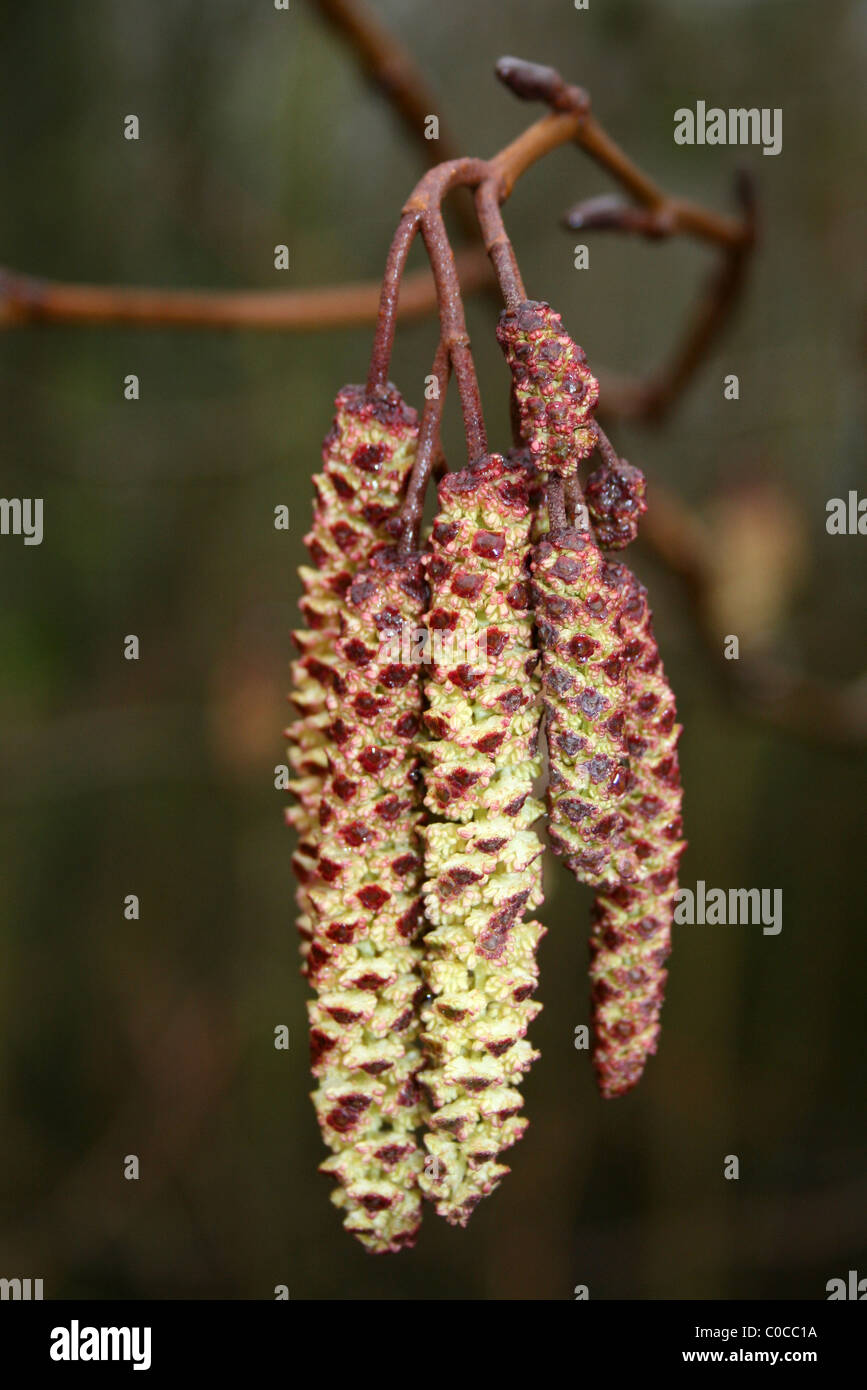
417,453,545,1226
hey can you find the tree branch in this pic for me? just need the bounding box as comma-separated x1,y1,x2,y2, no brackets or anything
0,252,492,333
566,171,757,422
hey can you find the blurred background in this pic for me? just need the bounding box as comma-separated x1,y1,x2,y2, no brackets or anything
0,0,865,1300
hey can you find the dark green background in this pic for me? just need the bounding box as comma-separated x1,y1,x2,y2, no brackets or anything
1,0,865,1299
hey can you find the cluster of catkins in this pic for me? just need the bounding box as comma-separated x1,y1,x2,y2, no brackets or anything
287,300,685,1252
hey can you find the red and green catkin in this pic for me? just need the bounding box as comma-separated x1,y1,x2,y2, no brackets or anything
588,565,685,1097
497,300,600,476
287,385,418,969
306,545,429,1252
531,524,638,888
585,457,647,551
417,453,545,1225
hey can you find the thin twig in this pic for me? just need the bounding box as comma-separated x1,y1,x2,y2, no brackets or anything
366,211,422,391
474,180,526,308
546,476,568,535
0,54,753,435
592,421,621,469
497,57,747,249
310,0,478,240
633,173,757,421
399,339,450,553
420,209,487,461
0,250,491,334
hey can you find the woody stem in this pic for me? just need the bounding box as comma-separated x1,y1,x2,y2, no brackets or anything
593,422,621,468
546,476,568,535
420,209,487,462
366,210,422,393
399,340,451,554
474,180,526,308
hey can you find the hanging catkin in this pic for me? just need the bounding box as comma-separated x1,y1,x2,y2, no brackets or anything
287,385,418,969
588,565,685,1097
585,457,647,551
531,524,638,888
417,453,545,1225
496,300,599,476
307,545,429,1251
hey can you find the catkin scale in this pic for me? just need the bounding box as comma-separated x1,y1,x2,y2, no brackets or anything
307,546,429,1252
417,453,545,1225
287,385,419,969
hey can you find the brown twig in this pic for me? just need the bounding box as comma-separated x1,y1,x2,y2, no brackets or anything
592,421,621,469
0,250,491,333
399,339,450,553
633,173,756,421
310,0,478,241
546,476,568,535
0,52,752,436
420,209,487,461
498,57,746,249
474,180,526,308
366,211,422,391
571,171,757,423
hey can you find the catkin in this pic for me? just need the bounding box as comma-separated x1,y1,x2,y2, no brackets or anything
497,301,599,476
585,458,647,551
287,385,418,969
588,565,685,1097
417,453,545,1225
307,546,429,1251
531,526,638,888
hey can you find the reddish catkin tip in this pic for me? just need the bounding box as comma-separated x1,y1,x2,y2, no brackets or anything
585,458,648,550
496,301,599,476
